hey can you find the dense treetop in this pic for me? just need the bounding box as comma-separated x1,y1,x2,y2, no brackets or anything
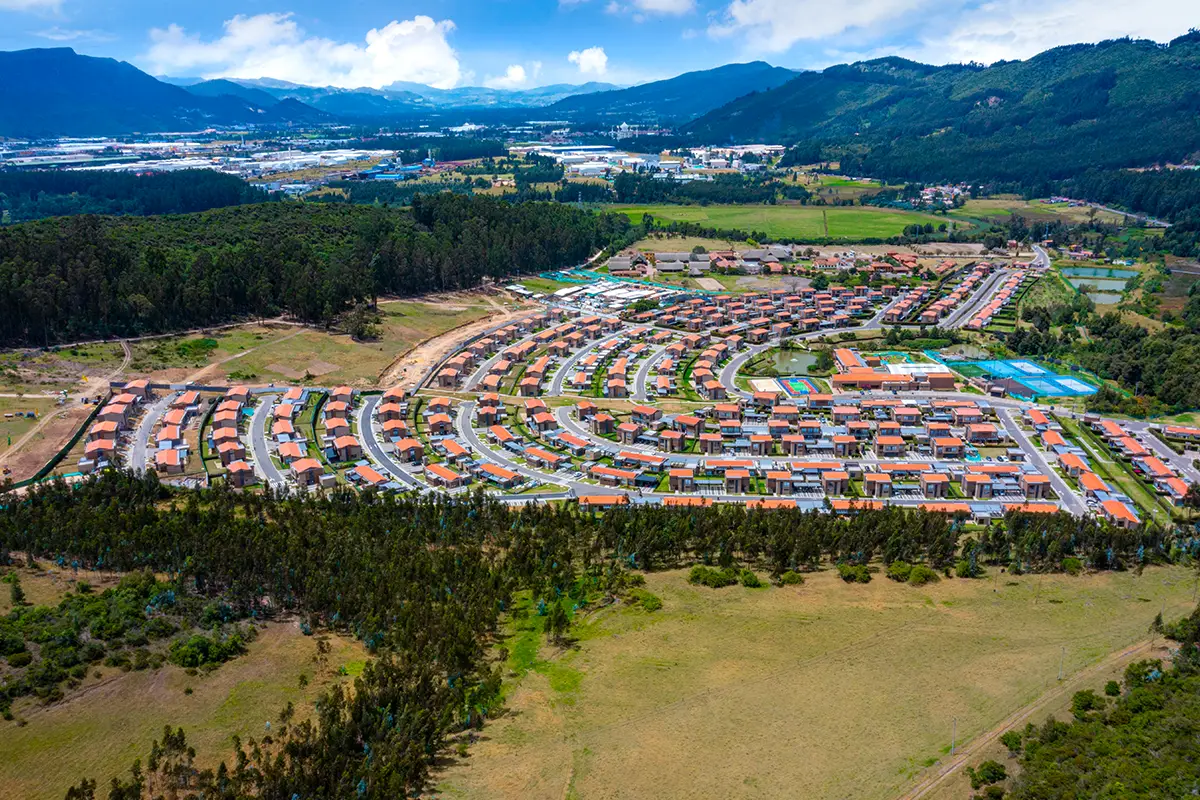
0,195,632,345
688,36,1200,183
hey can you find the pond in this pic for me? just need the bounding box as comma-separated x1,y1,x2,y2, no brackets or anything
1060,267,1138,279
771,350,819,374
1086,293,1123,305
1066,278,1128,292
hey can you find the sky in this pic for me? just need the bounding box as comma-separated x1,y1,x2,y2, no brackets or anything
0,0,1194,90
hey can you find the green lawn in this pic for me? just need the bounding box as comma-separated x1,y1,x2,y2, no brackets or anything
609,204,956,241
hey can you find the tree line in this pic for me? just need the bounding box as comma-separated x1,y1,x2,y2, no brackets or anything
0,170,273,224
0,470,1175,798
0,194,633,345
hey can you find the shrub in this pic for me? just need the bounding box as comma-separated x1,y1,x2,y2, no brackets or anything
687,565,739,588
886,561,913,582
956,559,983,579
777,570,805,586
1062,557,1083,576
975,787,1005,800
1104,680,1121,697
167,632,247,669
907,564,940,586
999,730,1022,754
967,760,1007,789
1071,689,1105,720
629,588,662,612
6,651,32,668
739,569,763,588
837,563,872,584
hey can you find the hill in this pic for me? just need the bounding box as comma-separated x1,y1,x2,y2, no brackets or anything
684,36,1200,182
0,48,327,137
546,61,797,122
185,79,281,108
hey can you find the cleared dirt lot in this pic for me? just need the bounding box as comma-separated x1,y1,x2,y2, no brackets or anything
438,565,1194,800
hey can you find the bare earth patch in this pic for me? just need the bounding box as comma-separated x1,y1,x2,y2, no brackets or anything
693,278,725,291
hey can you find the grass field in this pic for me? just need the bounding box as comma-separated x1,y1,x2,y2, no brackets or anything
438,565,1195,800
0,624,365,800
609,204,952,241
949,199,1127,226
126,297,493,387
0,342,125,395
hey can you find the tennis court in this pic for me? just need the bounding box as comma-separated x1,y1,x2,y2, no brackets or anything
781,377,821,396
946,358,1095,397
1014,375,1097,397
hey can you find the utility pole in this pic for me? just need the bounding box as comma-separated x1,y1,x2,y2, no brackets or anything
951,717,957,755
1059,646,1065,681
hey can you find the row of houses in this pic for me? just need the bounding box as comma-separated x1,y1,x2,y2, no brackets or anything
1024,409,1141,527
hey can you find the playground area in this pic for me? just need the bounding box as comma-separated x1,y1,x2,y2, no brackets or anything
780,376,822,396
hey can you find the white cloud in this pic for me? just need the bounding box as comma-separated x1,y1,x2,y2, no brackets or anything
484,62,543,89
896,0,1196,65
631,0,695,13
36,26,114,42
568,46,609,75
710,0,1195,63
709,0,923,53
0,0,60,10
144,13,463,89
603,0,695,16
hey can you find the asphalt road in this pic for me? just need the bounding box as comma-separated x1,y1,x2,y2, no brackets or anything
356,395,424,490
248,393,285,487
127,393,174,474
997,407,1087,514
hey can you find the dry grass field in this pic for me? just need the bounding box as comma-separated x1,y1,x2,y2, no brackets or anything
0,623,365,800
437,565,1195,800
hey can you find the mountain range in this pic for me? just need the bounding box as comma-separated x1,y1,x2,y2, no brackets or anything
685,33,1200,181
0,48,331,138
546,62,797,122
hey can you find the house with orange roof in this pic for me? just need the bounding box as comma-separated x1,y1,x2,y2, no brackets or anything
577,495,629,509
216,440,245,466
350,465,388,487
479,463,522,488
1058,452,1090,477
864,473,893,498
331,435,362,462
1021,473,1051,499
920,472,950,498
426,463,469,489
394,438,424,463
290,458,325,487
1101,499,1139,528
226,460,257,488
155,448,185,476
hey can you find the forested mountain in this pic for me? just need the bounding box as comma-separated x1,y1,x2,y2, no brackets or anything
0,48,330,137
547,62,797,122
686,34,1200,182
0,196,633,345
0,170,272,223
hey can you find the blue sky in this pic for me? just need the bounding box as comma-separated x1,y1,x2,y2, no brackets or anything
0,0,1191,89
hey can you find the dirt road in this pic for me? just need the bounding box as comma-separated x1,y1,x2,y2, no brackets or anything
898,637,1162,800
378,292,535,390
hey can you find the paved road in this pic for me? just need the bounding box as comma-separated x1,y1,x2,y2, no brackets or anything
632,343,672,402
997,407,1086,514
456,400,595,497
247,393,285,487
548,331,626,396
356,395,424,490
127,393,174,474
941,268,1011,329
